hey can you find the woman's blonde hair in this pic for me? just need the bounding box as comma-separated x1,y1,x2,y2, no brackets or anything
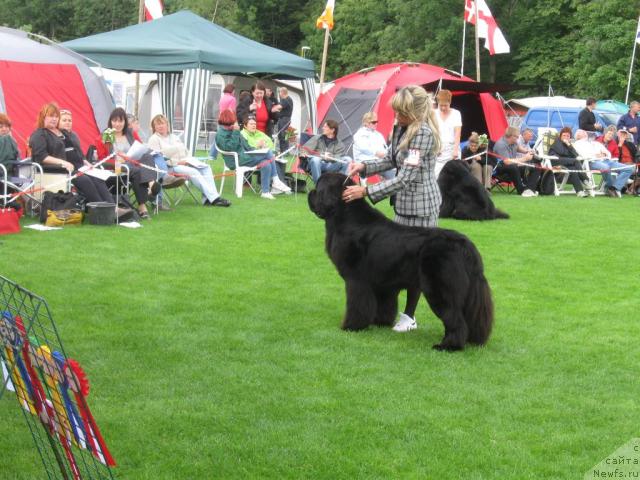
391,85,441,154
151,114,169,133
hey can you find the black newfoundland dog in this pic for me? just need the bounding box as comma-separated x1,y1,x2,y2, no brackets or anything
308,173,494,351
438,160,508,220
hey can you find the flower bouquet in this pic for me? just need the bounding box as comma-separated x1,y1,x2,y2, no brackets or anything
478,133,489,147
101,128,116,145
285,126,298,143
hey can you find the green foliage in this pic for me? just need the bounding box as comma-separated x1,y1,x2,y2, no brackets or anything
0,189,639,478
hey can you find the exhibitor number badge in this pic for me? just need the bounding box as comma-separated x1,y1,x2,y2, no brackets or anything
405,149,420,167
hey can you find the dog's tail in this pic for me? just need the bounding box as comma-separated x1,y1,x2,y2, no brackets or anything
463,245,494,345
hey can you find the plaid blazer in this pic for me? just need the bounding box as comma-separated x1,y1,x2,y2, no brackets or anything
363,123,441,219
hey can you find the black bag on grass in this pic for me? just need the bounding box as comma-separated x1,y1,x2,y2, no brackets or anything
39,191,85,223
538,170,556,196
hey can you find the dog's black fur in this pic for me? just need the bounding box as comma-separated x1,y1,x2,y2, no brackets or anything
438,160,509,221
308,173,494,351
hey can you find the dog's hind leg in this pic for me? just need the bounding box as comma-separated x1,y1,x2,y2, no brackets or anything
403,287,420,318
342,280,377,331
420,252,470,351
429,305,468,351
372,290,398,327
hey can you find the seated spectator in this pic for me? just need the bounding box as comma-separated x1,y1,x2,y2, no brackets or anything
236,81,281,133
0,113,19,171
215,109,291,200
127,113,147,142
148,114,230,207
574,129,632,198
517,128,535,155
460,132,491,189
28,103,115,205
95,107,161,218
492,126,540,197
149,115,231,207
219,84,237,114
302,119,351,184
615,128,637,165
241,116,287,182
58,109,114,203
548,126,591,197
596,126,619,158
352,112,394,181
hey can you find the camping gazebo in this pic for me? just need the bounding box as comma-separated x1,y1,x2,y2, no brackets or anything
64,10,317,154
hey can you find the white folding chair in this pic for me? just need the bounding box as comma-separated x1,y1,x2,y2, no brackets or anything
215,146,258,198
534,128,571,195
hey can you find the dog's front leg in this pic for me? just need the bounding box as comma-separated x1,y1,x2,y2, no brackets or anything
342,280,376,331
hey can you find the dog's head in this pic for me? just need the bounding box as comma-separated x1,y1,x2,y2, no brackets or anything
308,173,354,219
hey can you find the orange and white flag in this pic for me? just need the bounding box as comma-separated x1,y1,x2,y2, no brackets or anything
316,0,335,30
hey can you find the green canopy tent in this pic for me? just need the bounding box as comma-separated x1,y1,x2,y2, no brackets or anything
64,10,316,154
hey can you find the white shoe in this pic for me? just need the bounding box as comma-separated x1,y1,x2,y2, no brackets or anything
521,189,537,198
576,190,589,198
261,192,276,200
272,178,292,193
392,313,417,332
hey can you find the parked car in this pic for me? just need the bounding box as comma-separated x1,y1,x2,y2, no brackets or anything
521,107,620,142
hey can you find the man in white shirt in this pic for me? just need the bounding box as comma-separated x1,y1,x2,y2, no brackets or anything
573,129,633,197
352,112,394,181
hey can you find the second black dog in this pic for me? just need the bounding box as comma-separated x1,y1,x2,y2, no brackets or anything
438,160,509,220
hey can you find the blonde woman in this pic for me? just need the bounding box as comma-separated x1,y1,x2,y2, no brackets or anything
343,85,441,332
148,114,231,207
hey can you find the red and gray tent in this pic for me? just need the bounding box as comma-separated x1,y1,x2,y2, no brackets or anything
0,27,114,155
316,63,508,155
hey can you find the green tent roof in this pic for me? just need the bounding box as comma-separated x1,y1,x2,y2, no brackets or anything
64,10,315,79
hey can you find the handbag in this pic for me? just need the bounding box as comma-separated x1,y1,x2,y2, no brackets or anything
0,205,22,235
39,191,85,223
45,209,83,227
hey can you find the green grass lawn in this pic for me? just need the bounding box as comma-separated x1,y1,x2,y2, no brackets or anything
1,188,639,479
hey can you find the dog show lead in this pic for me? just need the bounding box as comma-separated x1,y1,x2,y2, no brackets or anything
342,85,442,333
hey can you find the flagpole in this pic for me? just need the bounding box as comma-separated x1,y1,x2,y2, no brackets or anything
625,15,640,105
461,15,467,76
134,0,144,117
319,26,330,93
474,0,480,81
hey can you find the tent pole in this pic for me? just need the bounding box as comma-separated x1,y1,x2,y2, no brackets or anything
461,14,466,76
134,0,144,116
474,0,480,81
625,15,640,105
319,27,330,92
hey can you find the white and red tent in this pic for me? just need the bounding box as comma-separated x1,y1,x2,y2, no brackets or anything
0,27,114,156
316,62,509,154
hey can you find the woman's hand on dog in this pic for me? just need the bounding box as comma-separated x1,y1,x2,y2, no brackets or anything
343,185,367,203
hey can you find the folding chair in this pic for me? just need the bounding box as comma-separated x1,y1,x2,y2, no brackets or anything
1,159,43,216
215,145,258,198
533,128,573,196
287,132,315,193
